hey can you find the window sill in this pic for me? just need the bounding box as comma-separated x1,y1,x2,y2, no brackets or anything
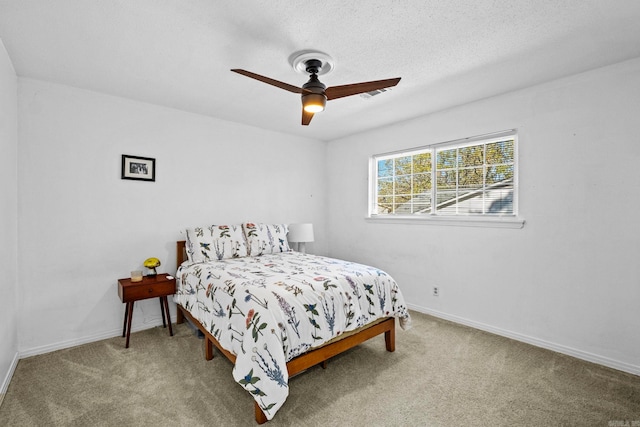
365,215,525,229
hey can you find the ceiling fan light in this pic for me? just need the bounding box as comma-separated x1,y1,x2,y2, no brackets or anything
302,93,326,113
304,104,324,113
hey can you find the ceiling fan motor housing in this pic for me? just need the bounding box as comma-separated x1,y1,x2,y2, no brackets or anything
304,59,323,74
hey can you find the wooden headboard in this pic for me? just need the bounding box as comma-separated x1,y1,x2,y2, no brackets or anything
177,240,187,267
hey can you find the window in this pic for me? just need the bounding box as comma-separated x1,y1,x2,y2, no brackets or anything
370,131,517,219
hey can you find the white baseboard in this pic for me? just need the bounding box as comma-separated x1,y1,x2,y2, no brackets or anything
0,351,19,406
19,315,168,359
408,303,640,377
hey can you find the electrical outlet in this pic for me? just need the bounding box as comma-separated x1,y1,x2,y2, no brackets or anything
433,286,439,296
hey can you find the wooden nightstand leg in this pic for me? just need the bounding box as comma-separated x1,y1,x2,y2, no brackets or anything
159,298,166,328
125,301,134,348
163,296,173,336
122,303,129,337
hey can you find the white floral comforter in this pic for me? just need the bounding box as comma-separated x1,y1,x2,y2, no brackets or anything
174,251,411,420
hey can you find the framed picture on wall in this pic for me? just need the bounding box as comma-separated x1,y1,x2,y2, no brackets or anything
121,154,155,182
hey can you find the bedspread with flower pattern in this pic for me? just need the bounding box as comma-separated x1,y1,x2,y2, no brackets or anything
174,251,411,420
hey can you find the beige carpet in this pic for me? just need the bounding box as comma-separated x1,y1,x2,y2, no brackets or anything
1,311,639,426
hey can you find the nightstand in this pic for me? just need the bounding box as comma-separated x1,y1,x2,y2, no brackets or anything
118,273,175,348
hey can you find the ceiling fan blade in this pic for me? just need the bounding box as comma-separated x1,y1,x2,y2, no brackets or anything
302,109,314,126
231,69,304,94
325,77,401,100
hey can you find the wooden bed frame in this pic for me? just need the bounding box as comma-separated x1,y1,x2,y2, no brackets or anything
175,240,396,424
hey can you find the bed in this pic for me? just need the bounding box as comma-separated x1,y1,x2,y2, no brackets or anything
173,223,411,423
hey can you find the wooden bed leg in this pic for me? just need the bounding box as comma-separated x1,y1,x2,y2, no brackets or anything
321,360,328,369
176,306,184,324
385,320,396,352
204,337,214,360
255,402,267,424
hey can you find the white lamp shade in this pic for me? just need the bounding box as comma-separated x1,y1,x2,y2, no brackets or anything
288,223,315,243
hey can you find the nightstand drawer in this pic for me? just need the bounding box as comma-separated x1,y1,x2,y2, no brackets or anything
122,281,174,301
118,274,176,303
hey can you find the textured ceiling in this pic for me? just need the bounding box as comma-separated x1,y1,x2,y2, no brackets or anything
1,0,640,141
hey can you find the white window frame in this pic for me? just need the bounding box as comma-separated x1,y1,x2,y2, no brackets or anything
367,130,524,228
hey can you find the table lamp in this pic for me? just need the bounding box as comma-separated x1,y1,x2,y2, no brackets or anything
288,223,314,254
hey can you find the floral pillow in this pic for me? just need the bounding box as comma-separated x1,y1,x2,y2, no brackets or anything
242,223,291,256
185,224,248,262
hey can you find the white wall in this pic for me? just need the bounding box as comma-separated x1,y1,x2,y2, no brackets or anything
326,57,640,374
17,79,327,355
0,39,18,398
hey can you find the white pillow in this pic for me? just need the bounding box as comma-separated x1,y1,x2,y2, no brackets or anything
185,224,248,262
242,223,291,256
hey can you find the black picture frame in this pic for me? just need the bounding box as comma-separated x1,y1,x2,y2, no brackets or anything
121,155,156,182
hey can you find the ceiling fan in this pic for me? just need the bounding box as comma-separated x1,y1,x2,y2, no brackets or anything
231,53,401,125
